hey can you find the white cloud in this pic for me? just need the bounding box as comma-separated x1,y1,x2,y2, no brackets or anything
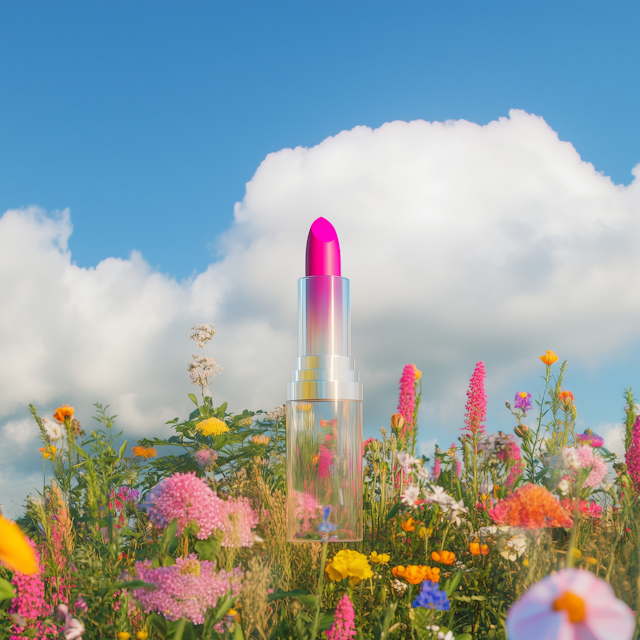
599,423,626,459
1,109,639,516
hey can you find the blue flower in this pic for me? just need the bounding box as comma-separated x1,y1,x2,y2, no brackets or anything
411,580,450,611
318,506,338,535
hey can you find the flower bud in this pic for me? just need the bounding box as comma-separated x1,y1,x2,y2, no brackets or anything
505,401,511,409
514,425,529,438
390,413,405,432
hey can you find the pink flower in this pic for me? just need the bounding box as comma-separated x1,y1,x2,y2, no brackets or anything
506,461,524,487
131,555,243,625
318,445,333,478
433,456,441,481
326,593,356,640
462,361,487,438
397,364,420,439
625,416,640,492
362,437,375,456
561,499,604,519
506,568,634,640
562,447,608,489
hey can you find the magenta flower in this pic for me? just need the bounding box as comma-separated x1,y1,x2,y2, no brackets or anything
507,568,634,640
561,447,608,489
576,429,604,448
462,361,487,438
625,416,640,492
326,593,356,640
514,392,532,412
318,445,333,478
397,364,420,439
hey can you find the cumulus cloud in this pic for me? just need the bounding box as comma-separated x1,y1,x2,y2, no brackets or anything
1,109,639,515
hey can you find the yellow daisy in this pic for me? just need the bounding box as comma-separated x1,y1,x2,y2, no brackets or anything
0,515,38,575
196,417,230,437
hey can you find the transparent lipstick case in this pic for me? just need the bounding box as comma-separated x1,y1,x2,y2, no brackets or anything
286,276,363,541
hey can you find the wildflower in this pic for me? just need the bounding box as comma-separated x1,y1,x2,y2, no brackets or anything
265,405,286,421
43,417,64,440
390,578,408,594
53,404,74,423
506,568,634,640
558,389,574,405
411,580,450,611
401,517,417,532
62,617,85,640
252,435,270,445
442,499,468,526
318,506,338,536
539,350,559,366
38,445,57,459
194,448,218,470
561,499,603,519
514,424,529,438
131,555,243,624
560,446,608,488
397,452,417,470
196,417,229,437
397,364,420,438
189,323,217,348
624,416,640,492
131,446,157,459
514,392,532,412
401,485,420,507
0,516,38,574
390,412,405,433
370,551,390,565
576,429,604,448
392,565,440,585
118,633,131,640
506,461,524,487
318,445,333,478
488,483,572,528
188,355,223,386
500,534,527,561
469,542,489,556
431,550,455,565
362,437,375,455
325,550,373,585
326,593,356,640
462,361,487,437
557,478,570,495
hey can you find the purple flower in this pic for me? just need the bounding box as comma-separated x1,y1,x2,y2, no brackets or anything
514,392,532,412
318,506,338,536
411,580,450,611
576,429,604,448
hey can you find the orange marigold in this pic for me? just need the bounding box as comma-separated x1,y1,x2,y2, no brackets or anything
470,542,489,556
539,350,559,366
557,389,574,405
488,483,572,529
401,517,417,532
132,446,157,459
53,404,74,423
431,550,456,565
392,565,440,584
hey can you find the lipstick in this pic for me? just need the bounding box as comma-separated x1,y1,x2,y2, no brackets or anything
287,217,363,542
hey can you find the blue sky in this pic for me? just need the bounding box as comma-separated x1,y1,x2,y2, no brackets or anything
1,1,638,278
1,1,639,515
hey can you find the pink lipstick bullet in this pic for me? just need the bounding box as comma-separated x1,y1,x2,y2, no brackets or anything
286,217,363,542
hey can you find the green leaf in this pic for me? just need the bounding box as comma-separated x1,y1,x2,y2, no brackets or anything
148,612,168,638
385,500,401,521
167,618,197,640
267,589,311,602
319,611,335,630
0,577,15,601
117,440,128,461
188,393,199,406
295,594,318,611
194,534,222,562
455,635,473,640
161,518,179,555
443,570,463,596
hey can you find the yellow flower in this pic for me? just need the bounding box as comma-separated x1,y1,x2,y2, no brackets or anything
196,417,230,437
571,548,582,559
252,435,270,446
136,631,148,640
325,549,373,585
370,551,390,565
469,542,489,556
586,557,597,566
418,526,432,540
117,633,131,640
131,446,157,459
413,364,422,380
38,445,56,459
539,350,559,366
0,516,38,575
53,404,74,423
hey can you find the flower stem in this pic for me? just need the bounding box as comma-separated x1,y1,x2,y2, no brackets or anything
310,540,329,640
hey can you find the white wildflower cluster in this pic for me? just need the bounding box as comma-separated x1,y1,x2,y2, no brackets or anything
390,579,407,595
187,355,223,387
426,627,453,640
400,482,469,526
43,417,64,441
265,405,286,422
189,324,217,349
470,525,528,562
453,559,473,573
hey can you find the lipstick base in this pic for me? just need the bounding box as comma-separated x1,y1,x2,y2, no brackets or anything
286,399,362,542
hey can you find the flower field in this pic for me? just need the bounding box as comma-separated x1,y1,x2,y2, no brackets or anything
0,327,638,639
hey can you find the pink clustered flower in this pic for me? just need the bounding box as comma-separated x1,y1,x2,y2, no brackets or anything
362,437,375,456
506,461,524,488
194,448,218,470
506,568,634,640
318,445,333,478
131,555,243,625
433,455,441,481
9,538,58,640
292,491,322,533
625,416,640,492
462,361,487,438
561,498,604,519
143,472,258,547
561,446,608,489
326,593,356,640
397,364,419,439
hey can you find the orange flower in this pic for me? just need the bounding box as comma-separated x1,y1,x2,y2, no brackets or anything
557,389,574,405
401,517,417,532
131,446,157,459
38,445,56,459
431,550,456,565
488,483,573,529
392,565,440,584
539,351,558,366
390,413,405,432
53,404,74,423
469,542,489,556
